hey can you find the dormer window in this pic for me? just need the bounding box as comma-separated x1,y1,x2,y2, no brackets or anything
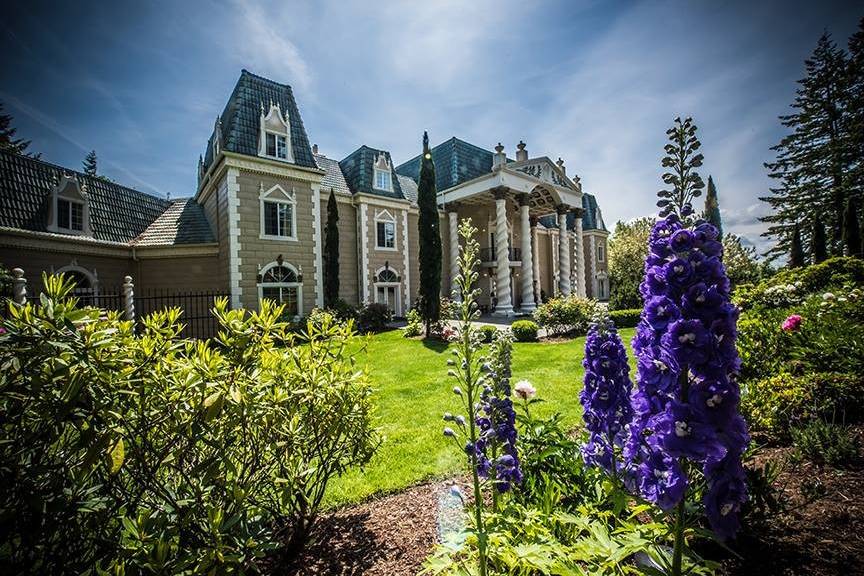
258,103,294,163
58,198,84,231
372,152,393,192
48,174,91,236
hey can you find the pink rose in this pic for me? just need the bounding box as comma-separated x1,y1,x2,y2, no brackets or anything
781,314,803,332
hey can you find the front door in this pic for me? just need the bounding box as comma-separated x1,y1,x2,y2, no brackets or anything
375,284,400,315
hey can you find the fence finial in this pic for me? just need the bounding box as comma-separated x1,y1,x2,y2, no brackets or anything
12,268,27,305
122,275,135,321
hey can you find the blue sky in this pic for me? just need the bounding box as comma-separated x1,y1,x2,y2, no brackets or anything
1,0,859,254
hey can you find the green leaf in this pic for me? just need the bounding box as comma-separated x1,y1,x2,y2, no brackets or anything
109,438,124,474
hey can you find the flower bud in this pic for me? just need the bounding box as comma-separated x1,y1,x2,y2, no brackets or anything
443,427,455,437
453,386,463,396
443,412,453,421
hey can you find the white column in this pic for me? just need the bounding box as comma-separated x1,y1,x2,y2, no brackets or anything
448,209,460,301
574,208,586,298
493,191,513,315
518,195,535,313
531,220,541,305
557,206,571,296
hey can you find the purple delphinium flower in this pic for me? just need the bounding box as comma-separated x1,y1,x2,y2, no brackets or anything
580,321,634,476
476,330,522,492
627,217,749,539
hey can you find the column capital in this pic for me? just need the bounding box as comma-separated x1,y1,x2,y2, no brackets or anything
571,206,585,218
445,202,461,213
517,193,530,207
492,186,509,201
556,203,570,215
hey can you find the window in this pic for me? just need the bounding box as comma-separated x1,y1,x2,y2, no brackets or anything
374,267,401,315
377,268,398,283
266,132,288,159
57,198,84,231
260,184,297,240
597,243,605,262
258,262,302,317
374,169,392,191
375,210,396,250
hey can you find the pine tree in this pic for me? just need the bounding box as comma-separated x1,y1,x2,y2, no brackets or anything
789,223,805,268
703,175,722,240
83,150,98,176
323,189,340,307
761,32,852,260
811,219,828,263
0,102,33,156
657,116,705,221
843,195,862,258
846,19,864,204
417,131,442,336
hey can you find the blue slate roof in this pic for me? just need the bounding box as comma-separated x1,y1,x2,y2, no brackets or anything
538,194,606,232
202,70,317,173
338,146,405,200
395,137,494,192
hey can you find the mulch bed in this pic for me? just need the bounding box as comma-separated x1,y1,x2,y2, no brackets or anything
278,429,864,576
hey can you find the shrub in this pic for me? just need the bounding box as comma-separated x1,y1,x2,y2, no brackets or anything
0,275,379,573
403,308,423,337
741,371,864,438
356,302,392,333
479,324,497,343
791,419,859,467
326,298,357,321
511,320,538,342
608,308,641,328
532,296,599,337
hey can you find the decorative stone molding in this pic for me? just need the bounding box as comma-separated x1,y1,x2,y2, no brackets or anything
226,168,243,308
311,182,324,308
402,209,411,310
257,102,294,163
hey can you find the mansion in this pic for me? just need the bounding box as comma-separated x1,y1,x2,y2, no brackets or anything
0,70,609,319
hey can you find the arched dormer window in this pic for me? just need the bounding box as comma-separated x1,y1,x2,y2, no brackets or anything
374,209,397,250
259,183,297,241
47,174,91,236
258,103,294,163
372,152,393,192
258,259,303,318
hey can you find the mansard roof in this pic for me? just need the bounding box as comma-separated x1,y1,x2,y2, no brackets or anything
0,151,213,246
395,136,495,193
338,146,406,200
314,153,351,196
537,193,607,232
202,70,317,173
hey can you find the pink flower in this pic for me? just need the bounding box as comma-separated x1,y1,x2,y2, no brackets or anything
781,314,803,332
514,380,536,400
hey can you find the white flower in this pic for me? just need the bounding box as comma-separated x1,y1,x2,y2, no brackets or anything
822,292,836,301
514,380,536,400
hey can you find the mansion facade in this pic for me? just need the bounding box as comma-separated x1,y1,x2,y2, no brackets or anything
0,70,609,318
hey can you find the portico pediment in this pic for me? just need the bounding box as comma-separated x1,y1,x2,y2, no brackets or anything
505,157,579,191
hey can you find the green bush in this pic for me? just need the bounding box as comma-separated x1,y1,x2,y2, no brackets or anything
325,298,357,321
791,419,859,467
741,371,864,438
511,320,538,342
403,308,423,337
532,296,599,337
479,324,497,343
608,308,641,329
356,302,393,333
0,275,378,573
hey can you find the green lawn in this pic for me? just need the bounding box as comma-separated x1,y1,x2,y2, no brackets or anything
324,327,637,507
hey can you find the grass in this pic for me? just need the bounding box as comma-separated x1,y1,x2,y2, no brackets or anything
324,326,637,507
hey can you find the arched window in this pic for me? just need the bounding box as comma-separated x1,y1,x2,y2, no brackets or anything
56,264,98,305
377,268,398,283
258,261,303,317
373,266,401,316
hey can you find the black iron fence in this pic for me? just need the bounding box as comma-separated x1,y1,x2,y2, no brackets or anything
478,246,522,263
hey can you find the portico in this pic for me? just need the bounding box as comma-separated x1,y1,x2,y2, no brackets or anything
440,143,586,316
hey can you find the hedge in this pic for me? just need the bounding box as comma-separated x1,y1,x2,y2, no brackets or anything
608,308,641,328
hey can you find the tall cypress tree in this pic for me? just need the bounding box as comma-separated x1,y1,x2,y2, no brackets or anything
843,195,862,258
789,223,805,268
761,32,852,260
811,219,828,263
417,131,442,336
323,189,340,307
703,175,722,240
83,150,98,176
0,102,34,156
846,20,864,204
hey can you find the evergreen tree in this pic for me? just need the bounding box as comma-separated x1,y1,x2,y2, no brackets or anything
789,223,805,268
703,175,723,240
811,219,828,263
761,32,852,260
843,195,862,258
417,131,442,336
323,189,340,307
657,116,705,221
0,102,34,156
83,150,98,177
845,19,864,203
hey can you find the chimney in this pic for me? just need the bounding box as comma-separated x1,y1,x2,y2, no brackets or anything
312,143,319,154
492,142,506,169
556,157,565,175
516,140,528,162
